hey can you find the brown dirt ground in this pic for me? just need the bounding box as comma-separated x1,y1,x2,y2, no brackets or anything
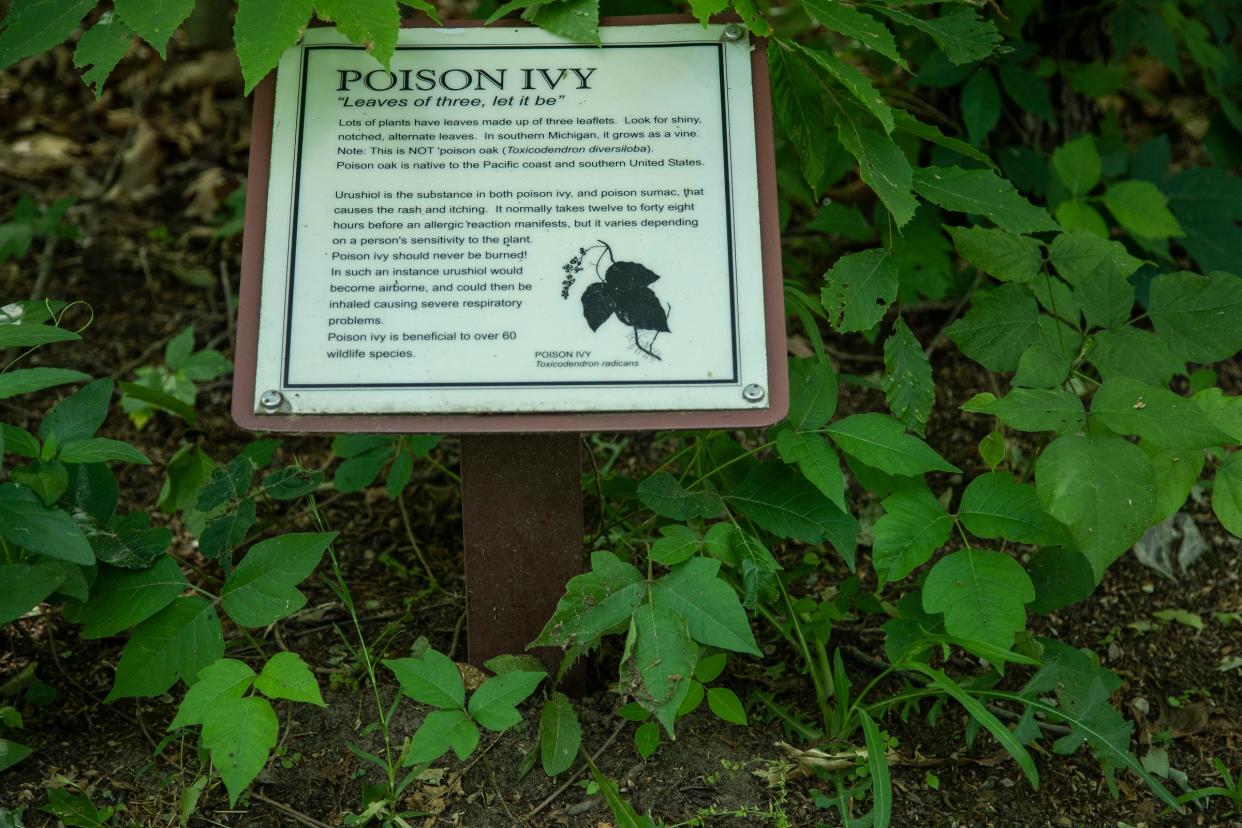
2,13,1241,828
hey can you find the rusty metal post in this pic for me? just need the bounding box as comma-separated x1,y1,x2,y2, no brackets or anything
460,434,583,678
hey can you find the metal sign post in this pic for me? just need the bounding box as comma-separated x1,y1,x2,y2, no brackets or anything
233,16,785,672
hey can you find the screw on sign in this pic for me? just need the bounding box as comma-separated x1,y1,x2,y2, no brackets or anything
230,18,786,679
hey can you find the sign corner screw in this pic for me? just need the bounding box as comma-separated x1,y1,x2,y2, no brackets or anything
260,390,284,412
742,383,765,403
722,23,745,41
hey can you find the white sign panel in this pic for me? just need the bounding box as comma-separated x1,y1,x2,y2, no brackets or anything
253,22,770,416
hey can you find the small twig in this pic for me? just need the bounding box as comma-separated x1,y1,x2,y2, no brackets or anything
397,489,439,589
925,271,983,360
249,791,335,828
29,234,57,302
524,717,626,820
484,756,527,826
446,611,467,661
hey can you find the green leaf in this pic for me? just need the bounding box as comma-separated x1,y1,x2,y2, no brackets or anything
1056,200,1109,237
1143,441,1205,523
220,532,337,627
706,687,747,725
1048,228,1141,285
385,649,465,710
315,0,399,68
872,6,1002,65
201,697,278,806
882,319,934,434
964,387,1085,434
179,349,230,381
623,602,698,736
905,663,1039,787
858,709,892,828
944,283,1041,372
775,429,846,511
0,367,89,400
770,44,833,188
79,556,186,639
254,651,324,706
638,472,723,521
196,455,256,511
107,596,224,700
0,560,65,626
695,652,727,684
1051,135,1102,196
872,481,953,583
0,737,32,773
821,248,898,333
728,461,859,560
0,0,96,68
234,0,314,94
1,424,40,458
117,380,197,424
532,551,645,651
795,43,893,133
468,670,546,731
1091,378,1232,451
113,0,193,57
802,0,901,63
199,498,258,561
997,63,1054,123
1035,436,1156,578
913,166,1057,235
528,0,599,44
1014,342,1071,389
961,69,1000,145
539,692,581,776
649,524,699,567
405,709,479,765
634,719,660,758
58,437,150,465
959,472,1068,547
826,413,959,475
892,109,994,168
1102,180,1183,239
168,658,256,730
836,116,917,227
688,0,727,26
589,763,661,828
0,482,93,564
9,461,66,506
40,378,112,445
73,12,132,96
1088,327,1184,387
948,225,1043,284
1213,453,1242,538
262,466,324,499
787,356,838,431
923,548,1034,650
1027,547,1096,614
1147,271,1242,363
651,557,760,656
1014,640,1177,811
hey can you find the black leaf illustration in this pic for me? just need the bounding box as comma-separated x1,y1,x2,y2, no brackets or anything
604,261,661,290
613,285,670,332
561,241,672,360
581,282,616,331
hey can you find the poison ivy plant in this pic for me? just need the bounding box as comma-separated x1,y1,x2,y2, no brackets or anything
169,652,326,806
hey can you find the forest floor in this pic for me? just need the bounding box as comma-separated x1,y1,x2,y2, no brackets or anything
2,24,1241,828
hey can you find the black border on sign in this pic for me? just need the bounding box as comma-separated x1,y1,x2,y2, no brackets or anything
280,42,738,390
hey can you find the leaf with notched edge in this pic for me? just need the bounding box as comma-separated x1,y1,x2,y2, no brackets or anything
581,282,615,331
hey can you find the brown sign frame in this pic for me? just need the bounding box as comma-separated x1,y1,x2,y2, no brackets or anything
232,14,786,434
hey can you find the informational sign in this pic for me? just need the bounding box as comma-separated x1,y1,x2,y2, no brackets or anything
234,18,785,432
